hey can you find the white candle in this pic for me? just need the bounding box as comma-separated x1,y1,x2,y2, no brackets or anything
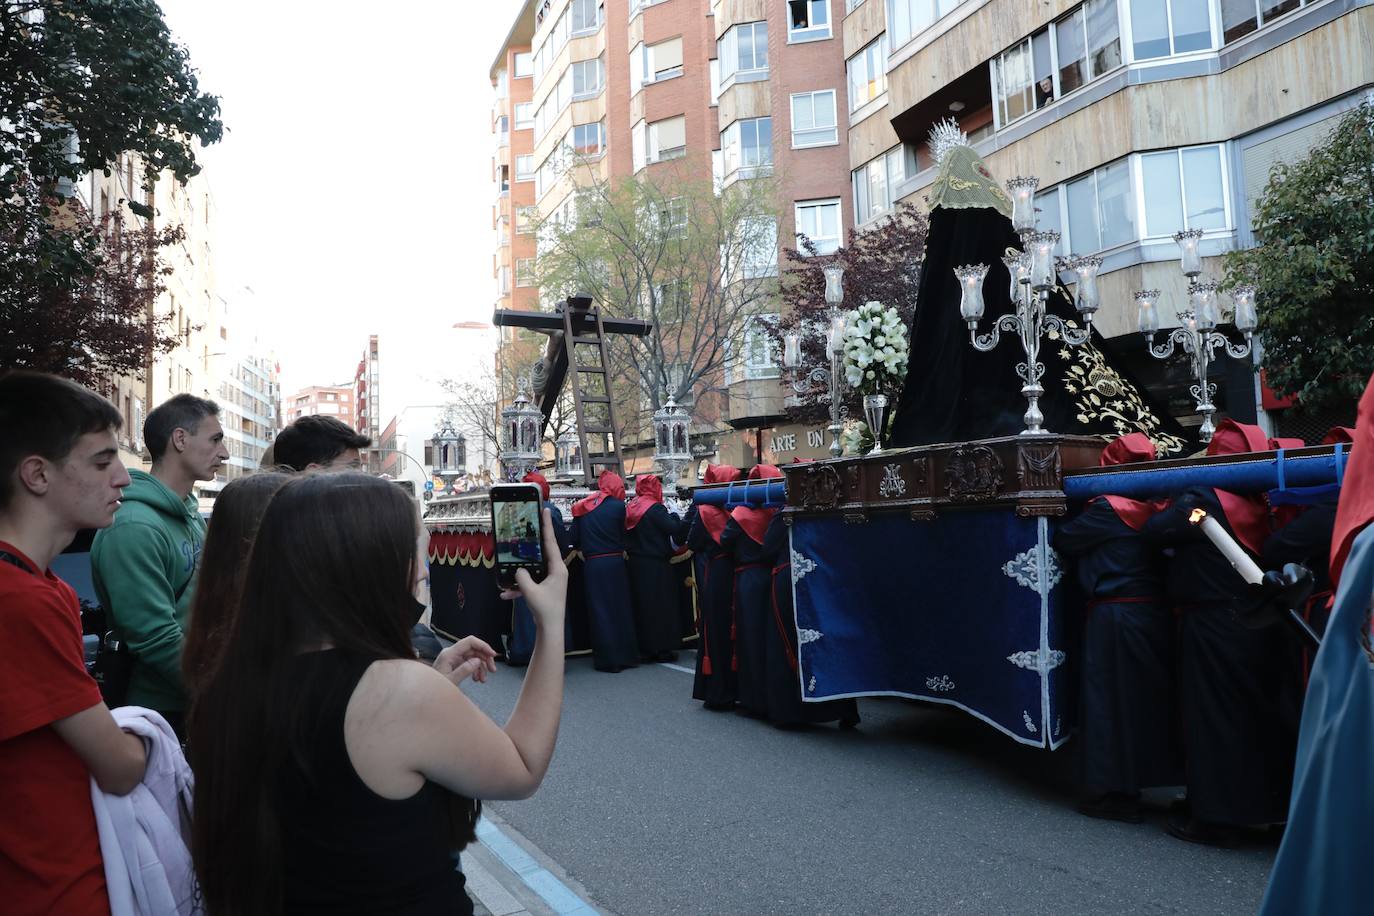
1189,509,1263,585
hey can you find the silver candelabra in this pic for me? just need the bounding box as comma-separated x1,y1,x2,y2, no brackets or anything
953,176,1102,436
1136,230,1258,443
783,264,850,458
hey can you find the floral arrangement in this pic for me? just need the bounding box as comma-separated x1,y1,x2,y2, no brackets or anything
841,301,909,397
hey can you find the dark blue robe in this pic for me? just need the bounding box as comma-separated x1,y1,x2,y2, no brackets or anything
722,517,770,717
508,502,570,666
571,497,639,672
626,502,681,658
1056,500,1178,794
680,507,736,708
1260,523,1374,915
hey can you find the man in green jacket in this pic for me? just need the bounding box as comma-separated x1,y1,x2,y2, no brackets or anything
92,394,228,735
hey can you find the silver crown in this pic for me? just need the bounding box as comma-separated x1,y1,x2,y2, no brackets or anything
927,118,970,169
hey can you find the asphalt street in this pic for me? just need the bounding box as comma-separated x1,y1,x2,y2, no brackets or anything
464,652,1276,916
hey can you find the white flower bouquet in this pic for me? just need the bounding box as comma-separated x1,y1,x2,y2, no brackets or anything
841,301,909,397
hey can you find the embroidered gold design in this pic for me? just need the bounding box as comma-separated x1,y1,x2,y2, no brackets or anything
1057,320,1187,456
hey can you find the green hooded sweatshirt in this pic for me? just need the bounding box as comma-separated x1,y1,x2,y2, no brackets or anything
92,469,206,713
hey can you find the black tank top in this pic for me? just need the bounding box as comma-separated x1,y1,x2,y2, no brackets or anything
277,649,473,915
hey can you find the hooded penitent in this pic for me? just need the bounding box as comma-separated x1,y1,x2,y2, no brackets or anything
729,465,784,544
1204,419,1272,555
888,120,1188,454
1096,433,1165,530
698,464,741,544
1328,372,1374,590
624,474,663,530
523,470,551,502
571,470,626,518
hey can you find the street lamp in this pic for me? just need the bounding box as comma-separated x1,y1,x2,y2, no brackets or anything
499,379,542,481
652,393,692,485
431,421,467,495
953,176,1099,436
1137,231,1259,443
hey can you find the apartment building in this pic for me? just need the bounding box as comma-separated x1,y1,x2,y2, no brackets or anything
845,0,1374,430
355,334,383,471
284,384,355,428
218,351,280,480
492,2,540,320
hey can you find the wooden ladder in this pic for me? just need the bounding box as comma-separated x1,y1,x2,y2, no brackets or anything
562,304,624,486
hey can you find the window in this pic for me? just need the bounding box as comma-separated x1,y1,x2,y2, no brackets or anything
516,206,538,235
1064,159,1134,252
710,58,721,106
632,119,647,172
886,0,968,51
513,52,533,78
516,258,536,287
734,216,779,279
632,37,684,94
1130,0,1212,59
572,56,604,98
649,116,686,163
721,117,773,178
514,102,534,128
659,197,688,237
992,1,1119,128
571,0,603,35
648,280,691,322
1222,0,1314,43
847,34,889,111
741,316,781,380
1139,145,1228,237
795,199,842,255
498,163,510,192
570,121,605,157
787,0,831,42
791,90,838,147
515,154,535,181
495,114,509,136
498,265,511,294
993,27,1053,126
719,21,768,84
852,146,907,225
1055,0,1119,96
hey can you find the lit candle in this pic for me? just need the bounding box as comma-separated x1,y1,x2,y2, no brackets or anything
827,314,847,357
954,263,989,322
783,332,801,369
1006,176,1040,233
823,265,844,306
1192,281,1219,331
1175,229,1204,278
1135,289,1160,337
1189,508,1263,584
1070,255,1102,318
1233,284,1258,333
1029,230,1059,290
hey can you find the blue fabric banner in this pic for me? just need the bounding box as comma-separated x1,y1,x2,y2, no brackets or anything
789,510,1073,748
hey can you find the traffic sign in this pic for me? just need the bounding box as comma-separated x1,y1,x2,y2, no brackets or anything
424,480,435,491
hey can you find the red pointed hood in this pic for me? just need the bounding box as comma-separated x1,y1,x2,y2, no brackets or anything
1206,419,1271,554
1330,371,1374,589
625,474,664,530
698,464,741,544
730,464,784,545
1096,433,1164,530
523,470,551,502
572,470,626,518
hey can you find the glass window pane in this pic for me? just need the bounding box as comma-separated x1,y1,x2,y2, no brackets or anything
1261,0,1301,25
1085,0,1121,78
1182,147,1227,230
1140,152,1184,237
1032,29,1054,107
869,161,887,217
1066,176,1100,253
1034,188,1064,255
1130,0,1171,60
1171,0,1213,53
1221,0,1259,43
1096,159,1136,249
1056,9,1087,94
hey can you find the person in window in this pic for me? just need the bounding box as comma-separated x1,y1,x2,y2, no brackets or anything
1055,433,1177,824
678,464,742,709
1141,421,1296,846
1035,77,1055,107
569,471,639,673
625,474,680,663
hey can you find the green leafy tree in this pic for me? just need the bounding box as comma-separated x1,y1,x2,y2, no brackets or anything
534,158,782,445
1,0,222,381
1223,101,1374,412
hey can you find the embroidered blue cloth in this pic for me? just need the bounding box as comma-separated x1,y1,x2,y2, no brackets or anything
1259,523,1374,916
790,510,1074,747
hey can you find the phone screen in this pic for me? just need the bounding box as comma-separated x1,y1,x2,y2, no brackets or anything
491,484,545,585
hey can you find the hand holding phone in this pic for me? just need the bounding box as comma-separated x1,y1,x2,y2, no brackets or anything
491,483,547,587
499,507,568,633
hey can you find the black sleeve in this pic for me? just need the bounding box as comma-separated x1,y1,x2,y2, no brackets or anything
1262,501,1338,570
1055,501,1123,556
1140,488,1213,547
719,517,742,554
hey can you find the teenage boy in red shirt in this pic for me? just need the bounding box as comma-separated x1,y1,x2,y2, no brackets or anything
0,371,149,916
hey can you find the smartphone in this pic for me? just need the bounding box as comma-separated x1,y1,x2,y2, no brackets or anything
490,482,546,588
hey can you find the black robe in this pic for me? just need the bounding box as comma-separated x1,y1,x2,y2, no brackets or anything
625,502,681,658
762,515,859,727
1263,497,1339,640
680,507,736,708
888,206,1189,449
1141,488,1294,826
570,498,639,673
721,516,771,717
1056,500,1178,794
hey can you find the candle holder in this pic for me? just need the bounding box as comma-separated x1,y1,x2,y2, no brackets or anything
1138,238,1259,444
952,177,1100,436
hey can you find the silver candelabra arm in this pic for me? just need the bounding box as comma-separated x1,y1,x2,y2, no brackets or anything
1222,334,1254,361
1041,314,1091,347
969,313,1021,352
790,366,830,395
1145,327,1190,360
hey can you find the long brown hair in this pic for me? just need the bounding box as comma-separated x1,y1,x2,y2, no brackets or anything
187,473,478,916
182,472,292,698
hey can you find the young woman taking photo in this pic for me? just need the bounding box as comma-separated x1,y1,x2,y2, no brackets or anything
188,473,567,915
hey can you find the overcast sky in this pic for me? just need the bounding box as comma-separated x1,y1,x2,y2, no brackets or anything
159,1,514,426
